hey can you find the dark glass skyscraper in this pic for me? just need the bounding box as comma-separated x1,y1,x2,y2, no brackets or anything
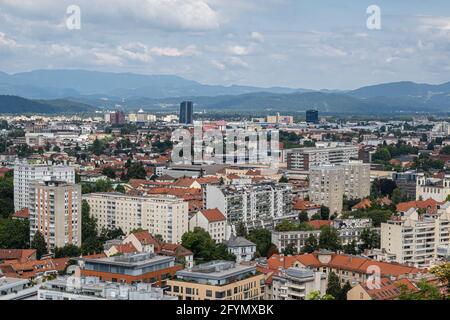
306,110,319,124
179,101,194,125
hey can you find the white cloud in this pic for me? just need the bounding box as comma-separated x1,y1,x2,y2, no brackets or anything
0,0,221,32
250,31,265,43
228,45,251,56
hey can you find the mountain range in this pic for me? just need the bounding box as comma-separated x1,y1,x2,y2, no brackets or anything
0,69,450,114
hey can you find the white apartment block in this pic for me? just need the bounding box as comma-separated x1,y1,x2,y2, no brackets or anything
269,268,327,300
29,181,82,250
205,183,293,232
309,161,370,215
416,173,450,202
381,203,450,268
84,193,189,244
14,160,75,212
287,145,358,171
272,218,374,252
189,209,228,243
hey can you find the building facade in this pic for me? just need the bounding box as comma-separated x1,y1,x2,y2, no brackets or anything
287,146,358,171
29,181,82,250
167,261,265,300
77,253,182,286
189,209,228,243
84,193,189,244
309,161,370,215
14,161,75,211
269,268,326,300
179,101,194,125
381,204,450,268
205,183,293,232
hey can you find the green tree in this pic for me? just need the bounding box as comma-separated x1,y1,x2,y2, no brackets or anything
31,231,48,259
247,229,273,258
182,227,234,263
0,218,29,248
81,201,103,255
115,184,126,193
301,235,318,253
282,243,297,255
397,280,442,300
91,139,106,156
319,226,341,252
298,211,309,223
359,228,380,251
102,167,116,179
306,291,335,300
338,281,352,300
326,272,341,298
279,176,289,183
343,240,358,255
154,234,164,242
126,162,147,180
235,221,247,238
54,244,81,258
430,263,450,294
320,206,330,220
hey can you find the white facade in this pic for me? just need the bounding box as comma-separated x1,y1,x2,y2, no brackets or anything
189,209,228,243
205,183,293,232
14,160,75,211
270,268,327,300
309,161,370,215
381,203,450,268
416,173,450,202
84,193,189,244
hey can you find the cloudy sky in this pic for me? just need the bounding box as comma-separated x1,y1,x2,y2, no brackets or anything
0,0,450,89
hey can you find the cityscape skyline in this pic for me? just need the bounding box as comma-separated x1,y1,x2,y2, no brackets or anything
0,1,450,90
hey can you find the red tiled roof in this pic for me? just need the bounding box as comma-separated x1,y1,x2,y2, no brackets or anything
0,249,36,263
265,253,424,280
12,208,29,219
396,198,439,213
307,220,332,230
200,208,226,222
293,200,321,211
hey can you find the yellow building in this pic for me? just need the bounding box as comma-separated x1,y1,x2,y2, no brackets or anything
167,261,265,300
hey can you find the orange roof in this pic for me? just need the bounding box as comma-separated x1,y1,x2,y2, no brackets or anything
131,231,161,250
12,208,29,219
0,257,69,279
293,199,321,211
396,198,439,213
0,249,36,263
264,253,424,280
352,198,372,210
200,208,226,222
307,220,332,229
361,278,402,300
114,243,138,254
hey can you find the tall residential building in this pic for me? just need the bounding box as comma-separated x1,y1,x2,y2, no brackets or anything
306,110,319,124
83,193,189,244
287,146,359,171
309,161,370,215
14,160,75,211
205,183,293,232
105,111,126,125
381,203,450,268
167,260,265,300
29,181,82,250
179,101,194,125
